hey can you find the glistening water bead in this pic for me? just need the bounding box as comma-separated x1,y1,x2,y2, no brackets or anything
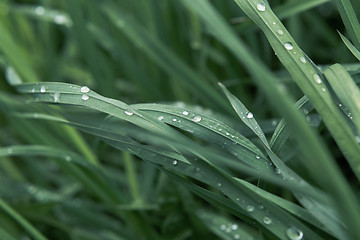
124,109,134,116
263,217,272,225
256,3,266,12
182,110,189,116
193,116,202,122
80,86,90,93
81,94,89,101
172,160,178,166
277,29,284,35
299,56,306,63
53,92,60,102
40,86,46,93
284,42,294,50
286,227,303,240
246,112,254,119
313,74,322,84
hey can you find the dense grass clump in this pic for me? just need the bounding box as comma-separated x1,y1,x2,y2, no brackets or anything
1,0,360,239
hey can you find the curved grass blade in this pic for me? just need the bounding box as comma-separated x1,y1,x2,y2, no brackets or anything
0,198,48,240
339,31,360,61
181,0,360,237
324,63,360,134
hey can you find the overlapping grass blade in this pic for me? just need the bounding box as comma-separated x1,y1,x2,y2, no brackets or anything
181,0,360,238
324,63,360,134
339,31,360,61
333,0,360,49
0,198,47,240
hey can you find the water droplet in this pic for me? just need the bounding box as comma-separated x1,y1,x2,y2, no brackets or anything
284,42,293,50
31,88,35,93
300,56,306,63
338,103,343,107
217,183,222,187
272,22,276,25
286,227,303,240
321,87,326,92
246,112,254,119
275,168,281,175
53,92,60,103
40,86,46,93
263,216,272,225
236,198,240,201
220,224,227,230
182,110,189,116
234,234,240,239
172,160,178,166
65,156,71,162
256,155,260,159
81,94,89,101
256,3,266,12
172,118,177,122
35,6,45,15
7,148,13,154
246,205,255,212
80,86,90,93
231,224,238,230
193,116,202,123
158,116,164,121
277,29,284,35
272,120,278,126
124,109,134,116
54,15,67,25
313,74,322,84
226,132,230,136
356,136,360,144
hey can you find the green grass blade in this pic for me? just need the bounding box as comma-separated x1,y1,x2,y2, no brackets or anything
333,0,360,49
0,198,48,240
339,31,360,61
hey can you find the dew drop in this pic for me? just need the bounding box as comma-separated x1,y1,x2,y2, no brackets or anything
220,224,227,231
193,116,202,123
35,6,45,15
158,116,164,121
255,155,260,159
81,94,89,101
65,156,71,162
231,224,238,230
313,74,322,84
53,92,60,103
31,88,35,93
182,110,189,116
256,3,266,12
286,227,303,240
40,86,46,93
299,56,306,63
284,42,293,50
272,120,278,126
80,86,90,93
321,87,326,92
246,112,254,119
172,118,177,122
172,160,178,166
226,132,230,136
272,22,276,25
7,148,13,154
356,136,360,144
277,29,284,35
54,15,67,25
124,109,134,116
217,183,222,187
234,234,240,239
246,205,255,212
275,168,281,175
263,216,272,225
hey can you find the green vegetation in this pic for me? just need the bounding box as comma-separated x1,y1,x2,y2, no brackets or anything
1,0,360,239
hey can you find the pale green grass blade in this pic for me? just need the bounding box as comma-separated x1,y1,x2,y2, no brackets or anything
196,210,258,240
219,83,347,239
339,31,360,61
13,82,327,239
181,0,360,238
333,0,360,49
0,198,47,240
324,63,360,134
